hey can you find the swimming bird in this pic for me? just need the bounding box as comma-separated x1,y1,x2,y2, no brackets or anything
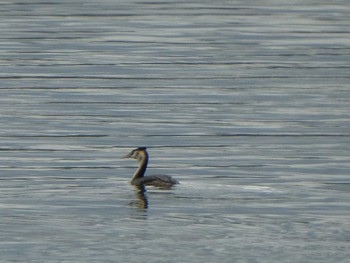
122,147,179,188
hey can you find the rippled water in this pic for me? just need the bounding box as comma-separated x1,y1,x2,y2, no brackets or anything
1,1,350,262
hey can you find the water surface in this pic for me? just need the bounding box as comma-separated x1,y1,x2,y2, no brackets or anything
0,1,350,262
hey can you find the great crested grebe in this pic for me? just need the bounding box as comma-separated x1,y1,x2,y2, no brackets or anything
122,147,179,188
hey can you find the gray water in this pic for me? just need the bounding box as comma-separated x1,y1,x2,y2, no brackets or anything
1,1,350,262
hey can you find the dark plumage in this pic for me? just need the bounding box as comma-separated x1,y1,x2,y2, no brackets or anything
122,147,179,188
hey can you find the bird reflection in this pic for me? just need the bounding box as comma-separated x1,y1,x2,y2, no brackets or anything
130,185,148,209
123,147,179,210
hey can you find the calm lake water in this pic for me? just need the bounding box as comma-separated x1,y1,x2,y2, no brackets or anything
1,0,350,262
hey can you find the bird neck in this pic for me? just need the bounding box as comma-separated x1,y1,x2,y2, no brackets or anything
132,152,149,179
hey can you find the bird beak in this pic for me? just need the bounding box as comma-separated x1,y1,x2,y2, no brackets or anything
121,152,132,159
